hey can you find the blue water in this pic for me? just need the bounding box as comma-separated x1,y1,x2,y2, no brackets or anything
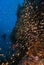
0,0,24,58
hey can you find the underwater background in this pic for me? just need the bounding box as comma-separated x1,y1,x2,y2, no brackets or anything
0,0,24,58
